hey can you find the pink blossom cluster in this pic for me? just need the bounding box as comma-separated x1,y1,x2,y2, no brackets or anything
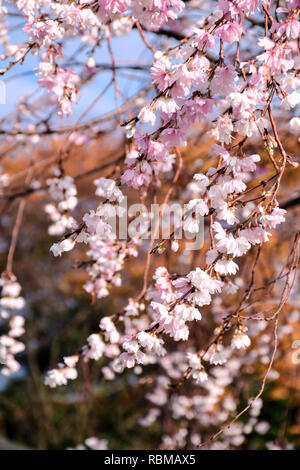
45,167,78,237
0,273,26,376
1,0,300,450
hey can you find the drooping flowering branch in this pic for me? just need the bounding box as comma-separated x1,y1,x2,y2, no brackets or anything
1,0,300,450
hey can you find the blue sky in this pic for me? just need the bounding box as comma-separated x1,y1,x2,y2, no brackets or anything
0,14,155,124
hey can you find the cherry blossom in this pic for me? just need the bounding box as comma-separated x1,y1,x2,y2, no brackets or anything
1,0,299,451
